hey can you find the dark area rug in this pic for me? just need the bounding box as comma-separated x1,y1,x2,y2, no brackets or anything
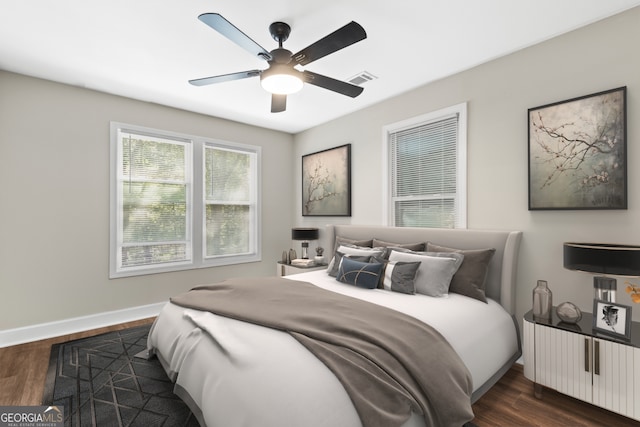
42,324,199,427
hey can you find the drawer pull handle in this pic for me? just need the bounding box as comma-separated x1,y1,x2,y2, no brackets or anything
594,340,600,376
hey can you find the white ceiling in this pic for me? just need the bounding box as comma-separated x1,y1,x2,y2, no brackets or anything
2,1,639,134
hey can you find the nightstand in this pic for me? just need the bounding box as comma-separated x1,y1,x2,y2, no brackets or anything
276,261,327,276
523,308,640,421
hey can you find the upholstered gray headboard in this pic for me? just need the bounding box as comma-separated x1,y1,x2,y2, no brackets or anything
324,225,522,315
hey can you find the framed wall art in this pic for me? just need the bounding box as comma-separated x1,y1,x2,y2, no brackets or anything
593,300,632,341
528,86,627,210
302,144,351,216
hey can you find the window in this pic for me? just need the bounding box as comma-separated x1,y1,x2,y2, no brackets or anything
383,103,467,229
110,123,260,278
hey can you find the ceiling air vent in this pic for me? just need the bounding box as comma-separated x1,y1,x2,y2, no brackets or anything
348,71,377,86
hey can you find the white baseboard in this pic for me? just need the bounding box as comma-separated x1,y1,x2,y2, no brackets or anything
0,302,166,348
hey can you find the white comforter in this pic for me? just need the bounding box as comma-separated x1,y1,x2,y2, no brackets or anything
148,270,518,427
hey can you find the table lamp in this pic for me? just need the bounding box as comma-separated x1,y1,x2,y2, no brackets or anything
291,228,319,259
563,242,640,302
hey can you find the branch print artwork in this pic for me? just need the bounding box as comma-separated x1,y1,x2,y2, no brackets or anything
302,144,351,216
528,87,626,210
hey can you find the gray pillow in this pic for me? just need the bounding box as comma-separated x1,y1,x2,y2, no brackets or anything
388,250,463,297
372,239,426,252
332,236,373,255
326,236,373,273
426,243,496,303
382,261,421,294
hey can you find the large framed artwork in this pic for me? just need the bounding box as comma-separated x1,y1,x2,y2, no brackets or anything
528,86,627,210
302,144,351,216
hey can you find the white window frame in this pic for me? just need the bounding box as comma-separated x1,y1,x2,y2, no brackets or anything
110,122,261,278
382,103,467,228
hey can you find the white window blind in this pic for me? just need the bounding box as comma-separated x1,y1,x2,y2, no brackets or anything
204,145,256,258
386,104,466,228
117,131,192,269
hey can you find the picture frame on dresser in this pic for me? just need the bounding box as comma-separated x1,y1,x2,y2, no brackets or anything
593,299,632,340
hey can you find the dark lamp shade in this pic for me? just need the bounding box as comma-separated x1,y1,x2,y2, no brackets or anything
563,242,640,277
291,228,319,241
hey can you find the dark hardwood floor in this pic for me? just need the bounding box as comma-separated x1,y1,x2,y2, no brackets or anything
1,319,638,426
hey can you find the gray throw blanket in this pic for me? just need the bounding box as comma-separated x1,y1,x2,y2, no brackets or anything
170,276,474,427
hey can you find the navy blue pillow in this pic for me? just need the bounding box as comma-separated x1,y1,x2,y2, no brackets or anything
336,257,384,289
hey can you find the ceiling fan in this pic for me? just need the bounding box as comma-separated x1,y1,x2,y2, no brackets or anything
189,13,367,113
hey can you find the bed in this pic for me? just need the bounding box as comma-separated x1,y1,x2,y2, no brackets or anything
147,224,523,427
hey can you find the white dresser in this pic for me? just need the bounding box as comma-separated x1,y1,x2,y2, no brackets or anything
523,309,640,422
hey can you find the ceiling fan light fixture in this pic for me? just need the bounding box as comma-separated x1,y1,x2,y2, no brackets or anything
260,66,303,95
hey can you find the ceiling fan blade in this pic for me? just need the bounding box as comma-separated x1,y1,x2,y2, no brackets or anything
189,70,261,86
292,21,366,66
271,94,287,113
198,13,272,61
302,71,363,98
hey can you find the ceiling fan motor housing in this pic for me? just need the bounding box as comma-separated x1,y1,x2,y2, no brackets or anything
269,22,291,45
270,48,293,64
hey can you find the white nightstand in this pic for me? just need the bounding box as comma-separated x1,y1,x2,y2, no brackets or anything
276,261,327,276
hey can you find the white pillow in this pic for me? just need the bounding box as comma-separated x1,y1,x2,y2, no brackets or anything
388,250,463,297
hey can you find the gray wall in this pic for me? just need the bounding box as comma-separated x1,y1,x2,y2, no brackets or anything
293,6,640,324
0,71,294,330
2,6,639,333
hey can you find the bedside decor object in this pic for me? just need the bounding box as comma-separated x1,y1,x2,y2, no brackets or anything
528,86,626,210
563,242,640,303
556,302,582,324
291,228,319,259
302,144,351,216
314,246,325,264
625,281,640,303
532,280,552,321
592,300,632,340
291,258,316,267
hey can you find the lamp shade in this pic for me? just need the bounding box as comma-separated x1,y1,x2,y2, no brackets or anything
563,242,640,277
291,228,319,241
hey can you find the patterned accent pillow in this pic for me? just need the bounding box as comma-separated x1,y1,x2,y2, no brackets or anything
327,252,373,277
382,261,421,294
336,257,384,289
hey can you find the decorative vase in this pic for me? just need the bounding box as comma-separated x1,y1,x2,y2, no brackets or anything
533,280,552,321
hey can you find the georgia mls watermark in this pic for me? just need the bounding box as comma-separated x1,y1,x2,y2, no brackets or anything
0,406,63,427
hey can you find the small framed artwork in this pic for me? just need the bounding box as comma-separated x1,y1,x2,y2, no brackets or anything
528,86,627,210
592,300,632,340
302,144,351,216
